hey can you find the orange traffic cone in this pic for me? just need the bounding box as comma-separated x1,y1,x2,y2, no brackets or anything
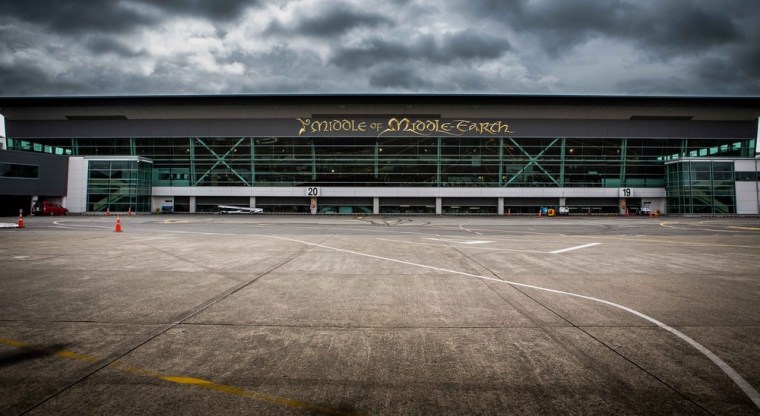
17,209,24,229
114,215,122,232
127,207,132,216
106,208,110,216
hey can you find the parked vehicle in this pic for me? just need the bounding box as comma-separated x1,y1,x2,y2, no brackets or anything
558,206,570,215
216,205,264,214
32,201,68,216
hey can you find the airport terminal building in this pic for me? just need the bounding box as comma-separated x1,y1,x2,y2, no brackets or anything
1,94,759,216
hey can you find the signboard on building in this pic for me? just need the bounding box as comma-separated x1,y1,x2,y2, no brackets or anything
296,117,515,138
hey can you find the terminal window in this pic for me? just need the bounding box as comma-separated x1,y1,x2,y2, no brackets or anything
0,163,39,179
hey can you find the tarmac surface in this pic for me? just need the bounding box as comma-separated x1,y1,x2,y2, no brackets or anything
1,214,759,415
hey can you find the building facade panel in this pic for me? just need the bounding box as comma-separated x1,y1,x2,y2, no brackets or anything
0,150,68,196
1,95,758,215
7,118,758,139
736,182,760,214
64,157,88,213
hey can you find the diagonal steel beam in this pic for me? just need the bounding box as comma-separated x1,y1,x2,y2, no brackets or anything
529,139,560,186
505,138,559,186
194,138,249,186
505,138,534,185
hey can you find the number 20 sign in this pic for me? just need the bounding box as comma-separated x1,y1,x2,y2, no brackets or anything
306,187,320,197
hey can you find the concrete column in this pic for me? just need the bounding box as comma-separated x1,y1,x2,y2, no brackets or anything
559,197,567,207
435,197,442,215
497,197,504,215
373,197,380,214
249,196,256,208
189,196,196,214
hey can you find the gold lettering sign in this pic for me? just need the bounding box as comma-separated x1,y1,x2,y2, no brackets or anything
297,117,514,137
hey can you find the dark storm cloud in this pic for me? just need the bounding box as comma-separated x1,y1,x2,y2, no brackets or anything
265,5,392,37
0,0,257,35
0,62,88,96
464,0,744,58
0,1,156,35
145,0,257,21
332,32,510,69
368,65,433,90
85,37,146,58
0,0,757,96
455,0,760,94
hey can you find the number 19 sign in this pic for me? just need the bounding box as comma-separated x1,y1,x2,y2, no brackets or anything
619,187,633,197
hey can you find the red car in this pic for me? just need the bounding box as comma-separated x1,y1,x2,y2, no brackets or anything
32,201,69,216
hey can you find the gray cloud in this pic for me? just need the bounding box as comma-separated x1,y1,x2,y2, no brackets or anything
331,32,510,68
144,0,256,21
0,62,88,96
0,1,156,35
0,0,757,96
265,4,392,37
369,65,433,90
0,0,257,35
85,37,147,58
463,0,747,58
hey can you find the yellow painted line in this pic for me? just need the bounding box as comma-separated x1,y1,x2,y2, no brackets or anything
56,350,98,363
160,376,358,416
0,336,363,416
0,337,28,348
729,226,760,231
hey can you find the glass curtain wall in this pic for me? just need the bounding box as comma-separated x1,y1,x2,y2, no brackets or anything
666,160,736,214
12,136,755,188
87,158,152,212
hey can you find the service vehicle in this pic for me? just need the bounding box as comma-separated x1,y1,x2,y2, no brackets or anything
32,201,68,216
217,205,264,214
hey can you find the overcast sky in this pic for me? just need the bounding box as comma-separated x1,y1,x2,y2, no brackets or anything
0,0,758,97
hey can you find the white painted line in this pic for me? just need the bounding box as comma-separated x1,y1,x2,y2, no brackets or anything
0,223,19,228
457,224,484,235
425,238,494,245
46,222,760,408
550,242,601,254
377,238,545,254
270,235,759,409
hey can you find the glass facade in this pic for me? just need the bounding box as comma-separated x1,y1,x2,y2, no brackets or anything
666,160,737,214
86,158,152,212
5,138,72,156
0,163,39,178
5,133,757,214
15,136,752,188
